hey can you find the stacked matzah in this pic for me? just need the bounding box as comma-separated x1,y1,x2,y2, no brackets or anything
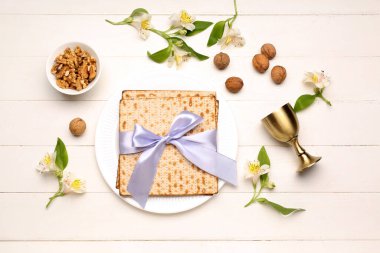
117,90,219,196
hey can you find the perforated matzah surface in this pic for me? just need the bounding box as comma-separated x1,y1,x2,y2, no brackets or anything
118,95,218,196
122,90,216,100
116,90,218,190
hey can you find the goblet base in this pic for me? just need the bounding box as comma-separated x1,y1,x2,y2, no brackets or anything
297,152,321,172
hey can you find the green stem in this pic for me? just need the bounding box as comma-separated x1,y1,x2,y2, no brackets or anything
163,26,176,33
228,0,238,27
46,177,64,208
244,195,256,207
233,0,238,16
256,185,263,197
245,183,264,207
105,17,133,26
149,28,170,40
316,93,332,106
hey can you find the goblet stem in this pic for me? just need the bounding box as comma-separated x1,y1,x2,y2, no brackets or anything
287,137,321,172
288,137,304,156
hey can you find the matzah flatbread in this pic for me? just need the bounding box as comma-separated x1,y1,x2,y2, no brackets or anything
122,90,216,100
118,96,218,196
116,90,219,189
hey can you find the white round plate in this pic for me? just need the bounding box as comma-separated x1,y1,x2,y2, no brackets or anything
95,72,238,214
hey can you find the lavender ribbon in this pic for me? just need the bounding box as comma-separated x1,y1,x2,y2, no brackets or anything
119,110,237,208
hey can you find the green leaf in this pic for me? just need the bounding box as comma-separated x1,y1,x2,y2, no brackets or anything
147,45,172,63
185,21,213,36
54,138,68,171
257,146,270,166
207,20,226,47
105,17,133,25
170,37,209,61
256,198,305,216
130,8,149,17
257,146,271,188
294,94,316,112
105,8,148,25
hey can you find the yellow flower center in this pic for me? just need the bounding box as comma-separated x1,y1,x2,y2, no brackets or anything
43,154,52,165
225,36,232,45
71,179,82,191
312,73,319,83
141,19,150,30
180,10,192,23
248,161,261,175
175,55,182,65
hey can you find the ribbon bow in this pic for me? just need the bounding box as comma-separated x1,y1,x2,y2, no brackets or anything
119,111,237,208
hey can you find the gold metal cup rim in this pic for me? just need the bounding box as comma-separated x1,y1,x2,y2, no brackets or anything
261,103,293,123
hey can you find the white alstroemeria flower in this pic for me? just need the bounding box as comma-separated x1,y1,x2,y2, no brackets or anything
167,48,190,68
170,10,196,31
36,152,57,174
218,27,245,49
63,172,86,194
131,13,152,40
303,71,330,89
245,160,270,185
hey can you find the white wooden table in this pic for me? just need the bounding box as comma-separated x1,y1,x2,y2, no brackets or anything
1,0,379,252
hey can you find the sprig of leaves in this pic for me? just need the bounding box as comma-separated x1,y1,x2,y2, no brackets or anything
207,0,239,47
294,88,332,112
106,8,211,66
244,146,305,216
46,137,68,208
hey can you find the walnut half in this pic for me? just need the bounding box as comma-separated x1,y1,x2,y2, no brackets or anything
51,46,97,91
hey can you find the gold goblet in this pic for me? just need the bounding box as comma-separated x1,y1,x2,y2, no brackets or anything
261,103,321,172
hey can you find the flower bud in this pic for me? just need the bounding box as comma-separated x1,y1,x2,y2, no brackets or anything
174,40,184,47
177,29,187,35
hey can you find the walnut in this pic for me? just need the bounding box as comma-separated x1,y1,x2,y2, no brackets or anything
213,52,230,70
271,65,287,84
51,46,97,91
261,43,276,60
225,77,244,93
69,117,86,136
252,54,269,73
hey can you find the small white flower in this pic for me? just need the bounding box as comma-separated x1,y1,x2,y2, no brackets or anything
170,10,196,31
36,152,57,174
218,27,245,49
245,160,270,185
131,13,152,40
167,48,190,68
303,71,330,89
63,172,86,194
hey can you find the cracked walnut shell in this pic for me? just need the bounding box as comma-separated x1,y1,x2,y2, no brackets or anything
252,54,269,73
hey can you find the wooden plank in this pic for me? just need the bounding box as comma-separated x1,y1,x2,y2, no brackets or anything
0,101,378,146
1,146,379,193
0,193,379,240
0,56,379,102
1,241,379,253
0,0,379,14
0,15,379,57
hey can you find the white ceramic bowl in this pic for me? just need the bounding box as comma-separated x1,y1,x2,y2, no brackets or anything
46,42,101,95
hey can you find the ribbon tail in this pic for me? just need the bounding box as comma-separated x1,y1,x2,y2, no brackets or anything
127,141,166,208
171,139,237,186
